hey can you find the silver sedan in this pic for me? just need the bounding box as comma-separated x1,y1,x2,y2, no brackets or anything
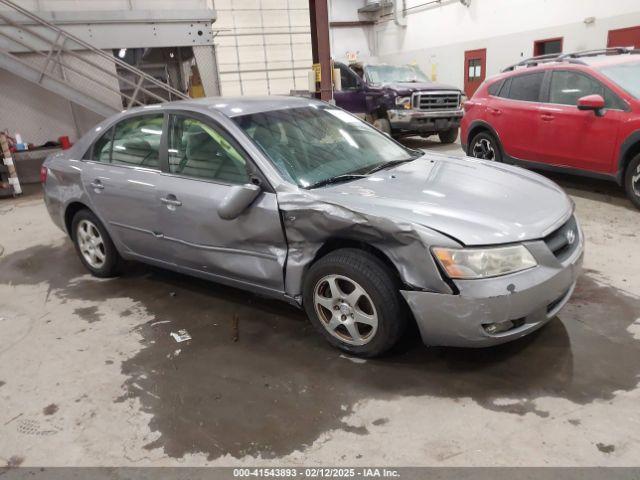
42,96,583,357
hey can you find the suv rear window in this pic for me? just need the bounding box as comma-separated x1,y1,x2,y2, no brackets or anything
505,72,544,102
487,79,504,96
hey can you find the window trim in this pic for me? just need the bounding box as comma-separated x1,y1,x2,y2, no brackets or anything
162,109,272,190
82,111,166,172
542,69,628,112
533,36,563,56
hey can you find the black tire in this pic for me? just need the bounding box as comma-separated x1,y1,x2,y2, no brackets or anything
373,117,391,135
71,209,122,277
438,127,458,144
469,131,503,162
624,153,640,210
303,248,407,357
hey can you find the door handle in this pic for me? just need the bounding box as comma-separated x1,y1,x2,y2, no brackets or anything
541,114,555,122
161,195,182,207
90,180,104,190
488,107,502,116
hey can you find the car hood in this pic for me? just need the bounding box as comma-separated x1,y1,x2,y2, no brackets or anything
314,154,573,246
380,81,460,94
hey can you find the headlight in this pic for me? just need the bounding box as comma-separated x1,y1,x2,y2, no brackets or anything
395,96,412,109
432,245,537,279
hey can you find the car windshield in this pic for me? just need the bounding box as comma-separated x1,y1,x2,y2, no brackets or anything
599,61,640,99
365,65,430,85
234,106,419,188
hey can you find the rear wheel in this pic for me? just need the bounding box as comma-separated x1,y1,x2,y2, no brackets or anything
469,131,502,162
438,127,458,144
71,209,121,277
624,153,640,210
303,248,407,357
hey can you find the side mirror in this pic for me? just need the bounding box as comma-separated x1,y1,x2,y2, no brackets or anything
217,183,261,220
577,94,606,117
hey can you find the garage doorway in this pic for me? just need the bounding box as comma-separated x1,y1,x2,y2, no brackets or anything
607,26,640,48
534,37,563,56
464,48,486,98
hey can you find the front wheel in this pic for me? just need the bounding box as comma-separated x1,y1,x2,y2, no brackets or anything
438,127,459,144
469,131,502,162
624,153,640,210
303,249,407,357
372,117,391,135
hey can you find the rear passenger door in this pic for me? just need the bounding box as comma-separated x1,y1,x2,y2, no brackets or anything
491,72,546,161
81,113,167,260
157,112,287,293
537,69,624,173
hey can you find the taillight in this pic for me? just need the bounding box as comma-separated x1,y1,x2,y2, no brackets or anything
40,165,48,184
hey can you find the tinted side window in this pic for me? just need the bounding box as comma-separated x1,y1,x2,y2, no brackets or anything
549,71,622,109
84,127,114,162
507,73,544,102
338,64,358,90
167,115,249,184
111,114,164,169
487,79,504,96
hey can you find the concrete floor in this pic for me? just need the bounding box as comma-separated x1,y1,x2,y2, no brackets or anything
0,139,639,467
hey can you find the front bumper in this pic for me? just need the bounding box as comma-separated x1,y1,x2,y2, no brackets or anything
401,231,584,348
388,108,463,133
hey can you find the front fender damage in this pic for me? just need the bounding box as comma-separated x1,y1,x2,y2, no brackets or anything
276,190,458,300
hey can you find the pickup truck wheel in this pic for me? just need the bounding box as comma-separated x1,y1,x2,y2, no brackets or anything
469,131,502,162
624,153,640,210
438,127,458,144
373,117,391,135
71,209,122,277
303,248,407,358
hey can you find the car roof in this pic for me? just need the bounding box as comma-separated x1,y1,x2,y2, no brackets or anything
127,95,326,118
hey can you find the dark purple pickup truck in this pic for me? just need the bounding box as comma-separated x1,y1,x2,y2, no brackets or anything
333,62,464,143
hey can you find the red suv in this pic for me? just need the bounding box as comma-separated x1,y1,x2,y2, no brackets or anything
461,48,640,209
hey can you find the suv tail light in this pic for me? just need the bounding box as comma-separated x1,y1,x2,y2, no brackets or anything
40,165,48,184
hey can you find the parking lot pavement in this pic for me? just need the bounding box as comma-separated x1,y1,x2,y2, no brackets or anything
0,143,639,467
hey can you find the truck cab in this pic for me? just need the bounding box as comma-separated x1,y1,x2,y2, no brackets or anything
334,62,464,143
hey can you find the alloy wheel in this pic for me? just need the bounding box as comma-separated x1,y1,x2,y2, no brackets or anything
313,274,378,346
472,138,496,160
633,163,640,197
77,219,106,269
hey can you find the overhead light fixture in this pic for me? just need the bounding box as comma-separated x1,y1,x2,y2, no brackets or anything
118,48,127,59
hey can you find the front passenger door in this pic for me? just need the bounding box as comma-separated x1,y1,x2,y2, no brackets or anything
157,113,288,293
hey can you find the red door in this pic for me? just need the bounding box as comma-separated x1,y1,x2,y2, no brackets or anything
607,26,640,48
464,48,486,98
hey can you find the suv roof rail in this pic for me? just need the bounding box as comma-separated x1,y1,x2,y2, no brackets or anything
558,47,640,59
501,53,581,72
502,47,640,73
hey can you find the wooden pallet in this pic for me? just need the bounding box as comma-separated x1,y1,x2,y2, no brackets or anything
0,132,22,197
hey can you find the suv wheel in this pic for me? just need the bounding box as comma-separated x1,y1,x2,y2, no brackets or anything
71,209,122,277
439,127,458,144
469,131,502,162
624,153,640,210
303,248,407,357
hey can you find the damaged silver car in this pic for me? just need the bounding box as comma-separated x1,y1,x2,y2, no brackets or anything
42,96,584,357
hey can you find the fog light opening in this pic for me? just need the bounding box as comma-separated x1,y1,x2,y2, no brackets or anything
483,318,525,335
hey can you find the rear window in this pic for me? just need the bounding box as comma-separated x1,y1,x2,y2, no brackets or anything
487,79,505,96
506,72,544,102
